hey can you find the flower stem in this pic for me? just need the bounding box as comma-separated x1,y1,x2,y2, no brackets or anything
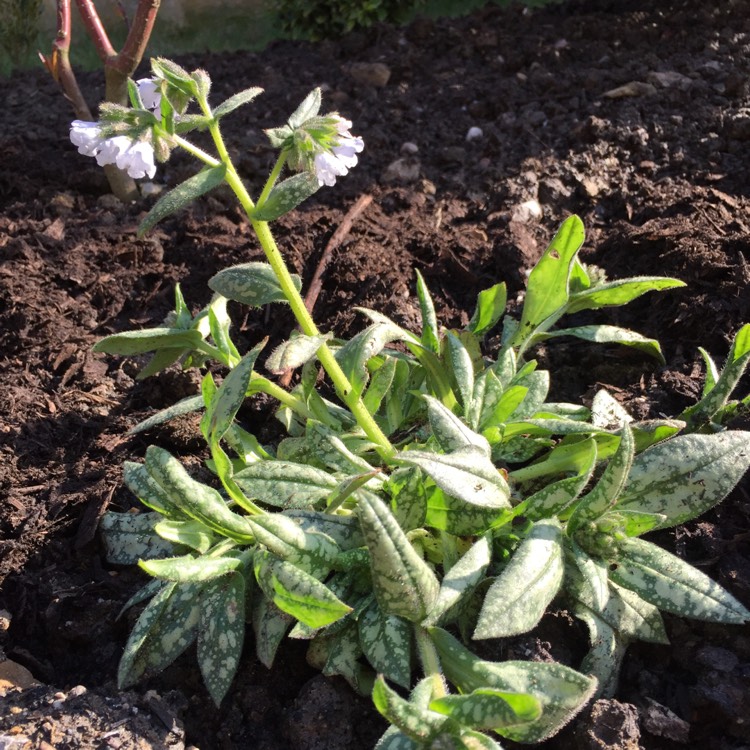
188,102,396,460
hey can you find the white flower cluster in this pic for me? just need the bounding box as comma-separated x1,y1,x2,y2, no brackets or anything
313,116,364,187
69,79,162,180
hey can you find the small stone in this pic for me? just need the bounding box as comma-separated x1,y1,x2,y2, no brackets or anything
0,610,11,632
68,684,87,698
400,141,419,155
347,62,391,88
97,193,122,210
695,645,739,672
140,181,163,198
511,200,542,223
466,126,483,142
646,70,693,90
382,157,420,184
641,698,690,743
602,81,657,98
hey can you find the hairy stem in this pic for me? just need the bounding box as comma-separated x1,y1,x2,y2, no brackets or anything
414,625,447,699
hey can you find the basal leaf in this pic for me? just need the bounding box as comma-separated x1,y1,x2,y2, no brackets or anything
469,283,507,338
424,395,491,456
429,688,542,730
609,537,750,624
614,431,750,529
99,510,175,565
197,572,246,705
445,331,474,410
252,594,294,668
234,460,339,509
128,394,205,436
534,325,665,364
567,276,685,314
93,327,205,356
123,461,182,518
474,519,564,639
266,332,331,373
358,599,413,688
415,269,440,354
356,492,439,622
139,554,243,582
153,519,214,553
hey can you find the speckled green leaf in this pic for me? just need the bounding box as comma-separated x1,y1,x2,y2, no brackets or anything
321,620,375,695
511,370,550,420
100,511,175,565
567,276,686,314
209,262,302,307
590,389,631,431
139,554,243,582
118,581,203,688
363,355,398,415
614,431,750,529
288,87,321,127
610,537,750,624
374,728,420,750
387,467,428,531
568,424,634,536
128,394,205,436
566,537,610,612
252,594,294,668
475,520,563,639
356,492,439,622
282,509,365,551
358,599,412,688
234,460,339,509
265,332,331,374
511,215,585,349
197,572,246,705
254,550,352,628
248,512,339,579
430,688,542,731
94,327,205,356
139,164,227,235
574,606,626,698
430,627,597,742
205,342,264,440
425,487,511,536
423,535,491,627
415,269,440,353
534,325,665,364
469,283,507,338
446,331,474,410
253,171,321,221
424,395,491,456
337,322,411,397
305,421,380,477
397,447,510,511
145,446,255,542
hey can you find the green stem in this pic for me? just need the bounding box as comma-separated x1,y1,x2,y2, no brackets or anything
187,100,396,460
414,625,447,699
256,151,289,210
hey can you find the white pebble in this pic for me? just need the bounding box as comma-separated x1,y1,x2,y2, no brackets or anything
466,126,483,142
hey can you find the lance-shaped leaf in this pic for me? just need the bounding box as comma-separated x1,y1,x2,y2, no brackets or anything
139,164,227,235
532,325,665,364
253,172,321,222
429,626,597,742
212,86,263,119
510,215,585,349
139,554,243,582
430,688,542,731
469,283,507,338
613,431,750,529
118,582,203,689
609,536,750,624
566,537,610,612
358,599,413,688
397,447,511,511
510,369,550,420
363,355,398,415
283,509,365,551
197,572,246,706
415,269,440,353
568,424,634,536
320,620,375,695
209,262,302,307
99,511,175,565
424,395,491,456
356,492,439,622
423,534,492,626
129,394,205,436
590,389,632,431
474,519,564,639
266,332,331,373
252,595,294,668
234,460,339,509
94,327,205,356
425,487,511,537
205,342,264,441
445,331,474,410
337,322,411,397
254,550,352,628
124,458,182,519
288,87,322,127
574,606,627,698
683,323,750,427
145,446,255,542
153,519,214,554
248,512,339,578
566,276,685,314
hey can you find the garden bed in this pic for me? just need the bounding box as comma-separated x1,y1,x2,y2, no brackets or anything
1,0,749,747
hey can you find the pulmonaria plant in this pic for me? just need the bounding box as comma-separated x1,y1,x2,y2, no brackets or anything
87,58,750,748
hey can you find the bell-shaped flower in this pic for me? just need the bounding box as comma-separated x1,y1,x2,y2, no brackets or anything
311,116,364,187
136,78,162,117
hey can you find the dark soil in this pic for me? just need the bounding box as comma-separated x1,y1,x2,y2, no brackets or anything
2,0,750,747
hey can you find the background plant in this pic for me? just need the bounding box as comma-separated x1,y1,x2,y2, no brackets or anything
83,58,750,747
0,0,43,71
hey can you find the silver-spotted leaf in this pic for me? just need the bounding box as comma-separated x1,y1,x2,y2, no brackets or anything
208,262,302,307
358,599,413,688
234,460,339,509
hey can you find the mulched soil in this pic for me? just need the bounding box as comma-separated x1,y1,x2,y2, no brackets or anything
2,0,750,747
